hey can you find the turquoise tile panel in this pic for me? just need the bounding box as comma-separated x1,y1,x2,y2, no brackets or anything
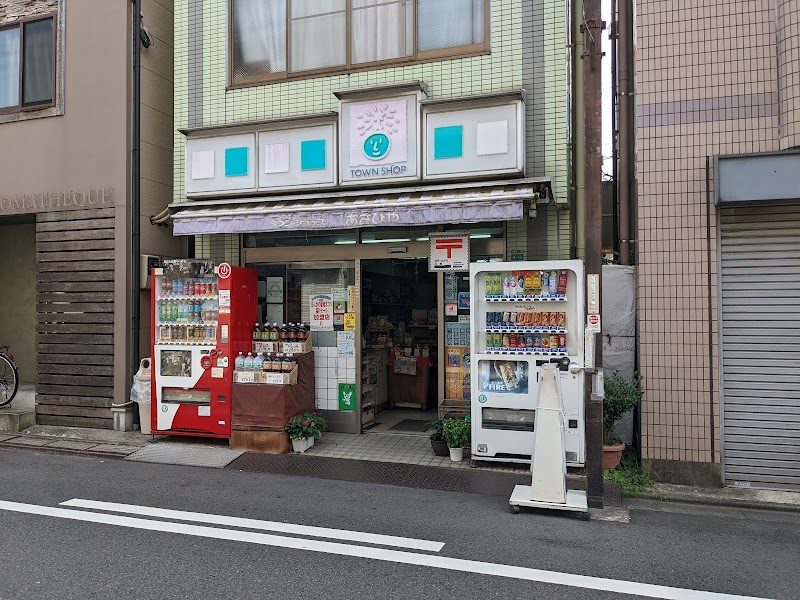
434,126,463,160
301,139,327,171
224,147,249,177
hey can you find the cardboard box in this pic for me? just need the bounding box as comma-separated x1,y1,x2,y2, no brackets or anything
263,368,298,385
233,370,256,384
281,337,312,354
253,341,280,353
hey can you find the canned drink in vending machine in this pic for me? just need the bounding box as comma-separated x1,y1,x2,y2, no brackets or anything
558,334,567,348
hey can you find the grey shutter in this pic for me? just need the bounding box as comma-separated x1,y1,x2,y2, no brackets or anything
719,203,800,491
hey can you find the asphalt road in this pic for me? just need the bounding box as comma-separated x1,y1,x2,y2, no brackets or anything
0,449,798,600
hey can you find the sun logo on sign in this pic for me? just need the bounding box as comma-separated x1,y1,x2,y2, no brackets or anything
356,103,400,161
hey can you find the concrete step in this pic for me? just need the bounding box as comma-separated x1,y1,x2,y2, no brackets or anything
0,407,36,433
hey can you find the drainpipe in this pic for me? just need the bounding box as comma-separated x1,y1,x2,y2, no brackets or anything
132,0,142,372
573,0,586,259
617,0,633,265
610,0,619,259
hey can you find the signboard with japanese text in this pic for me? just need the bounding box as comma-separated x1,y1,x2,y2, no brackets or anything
429,232,470,272
309,294,334,331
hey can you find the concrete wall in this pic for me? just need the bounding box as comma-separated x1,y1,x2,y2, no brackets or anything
0,224,36,384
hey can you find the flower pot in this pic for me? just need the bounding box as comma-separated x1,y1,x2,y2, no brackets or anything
449,447,464,462
602,442,625,469
291,437,314,453
430,438,449,457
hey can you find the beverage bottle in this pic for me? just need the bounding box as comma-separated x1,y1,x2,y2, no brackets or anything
173,279,181,296
253,323,261,342
253,352,264,371
235,351,245,370
162,278,170,297
284,353,296,372
182,301,189,322
297,323,307,341
279,324,288,341
243,352,254,371
263,323,273,341
262,353,271,372
270,323,280,342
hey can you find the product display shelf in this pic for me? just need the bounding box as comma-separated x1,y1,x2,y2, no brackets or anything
156,339,217,346
484,326,567,334
157,321,218,327
484,295,567,302
158,294,217,301
484,348,568,356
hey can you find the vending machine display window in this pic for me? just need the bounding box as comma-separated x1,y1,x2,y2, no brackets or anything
160,350,193,378
481,408,535,431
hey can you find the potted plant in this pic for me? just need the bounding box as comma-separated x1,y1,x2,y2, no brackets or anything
442,418,470,462
603,372,644,469
426,419,449,457
284,411,324,453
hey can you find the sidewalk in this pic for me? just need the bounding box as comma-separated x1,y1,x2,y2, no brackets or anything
1,418,798,514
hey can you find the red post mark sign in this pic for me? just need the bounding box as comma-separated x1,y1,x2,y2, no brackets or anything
429,233,469,272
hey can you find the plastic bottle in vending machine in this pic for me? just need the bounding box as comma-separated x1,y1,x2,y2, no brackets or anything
235,352,245,370
162,278,171,297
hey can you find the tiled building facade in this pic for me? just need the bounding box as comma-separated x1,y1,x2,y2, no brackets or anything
173,0,573,262
636,0,800,485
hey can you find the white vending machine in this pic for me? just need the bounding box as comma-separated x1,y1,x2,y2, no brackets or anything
470,260,586,466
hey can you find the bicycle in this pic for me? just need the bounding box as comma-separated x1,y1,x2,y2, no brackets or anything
0,345,19,408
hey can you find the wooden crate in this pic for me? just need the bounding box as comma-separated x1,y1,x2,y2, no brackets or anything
230,428,290,453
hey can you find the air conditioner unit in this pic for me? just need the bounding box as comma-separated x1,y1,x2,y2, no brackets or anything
141,254,161,289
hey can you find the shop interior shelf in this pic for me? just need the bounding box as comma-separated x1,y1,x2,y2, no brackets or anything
157,295,217,301
484,326,567,333
484,295,567,302
484,349,568,356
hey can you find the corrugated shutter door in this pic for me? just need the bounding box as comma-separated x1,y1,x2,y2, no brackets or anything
719,203,800,491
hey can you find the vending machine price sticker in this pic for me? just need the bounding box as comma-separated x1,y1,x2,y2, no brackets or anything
219,290,231,308
198,406,211,417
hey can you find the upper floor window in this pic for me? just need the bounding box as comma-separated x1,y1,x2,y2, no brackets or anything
230,0,487,86
0,16,55,112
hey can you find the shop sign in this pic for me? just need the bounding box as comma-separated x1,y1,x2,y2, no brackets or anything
429,232,470,272
343,313,356,331
587,314,601,332
340,93,420,186
0,187,114,215
310,294,334,331
338,382,356,411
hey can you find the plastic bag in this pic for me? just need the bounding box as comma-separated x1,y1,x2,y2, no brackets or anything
130,358,152,404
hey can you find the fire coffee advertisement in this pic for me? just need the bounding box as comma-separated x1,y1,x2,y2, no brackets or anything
478,360,529,395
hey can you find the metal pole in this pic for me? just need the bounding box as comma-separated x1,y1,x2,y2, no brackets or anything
618,0,632,266
582,0,605,509
574,0,586,260
132,0,142,374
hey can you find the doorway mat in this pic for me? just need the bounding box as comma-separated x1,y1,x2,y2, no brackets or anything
225,453,622,505
388,419,431,433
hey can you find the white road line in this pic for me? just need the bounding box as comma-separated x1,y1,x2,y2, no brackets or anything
0,500,770,600
59,498,443,552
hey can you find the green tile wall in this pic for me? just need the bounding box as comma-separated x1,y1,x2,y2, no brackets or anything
175,0,571,260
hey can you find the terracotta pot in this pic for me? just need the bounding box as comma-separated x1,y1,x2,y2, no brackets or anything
602,442,625,469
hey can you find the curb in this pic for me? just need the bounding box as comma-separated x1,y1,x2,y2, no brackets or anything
1,441,133,461
628,490,800,514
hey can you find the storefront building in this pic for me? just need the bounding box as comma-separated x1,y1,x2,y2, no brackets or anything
0,0,180,428
636,0,800,489
171,0,575,434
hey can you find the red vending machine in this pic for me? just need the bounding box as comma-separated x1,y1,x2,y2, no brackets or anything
151,260,257,438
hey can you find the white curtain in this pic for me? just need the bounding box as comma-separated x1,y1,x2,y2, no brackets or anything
0,28,20,108
233,0,286,76
22,19,53,104
418,0,484,52
351,0,413,64
290,0,347,72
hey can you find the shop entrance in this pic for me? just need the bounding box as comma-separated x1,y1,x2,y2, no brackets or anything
360,257,438,435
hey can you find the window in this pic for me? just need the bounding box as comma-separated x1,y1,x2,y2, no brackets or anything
230,0,487,86
0,16,55,112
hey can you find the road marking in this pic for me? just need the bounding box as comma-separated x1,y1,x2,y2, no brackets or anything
0,500,770,600
59,498,443,552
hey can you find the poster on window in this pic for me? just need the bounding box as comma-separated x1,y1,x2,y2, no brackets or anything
309,294,334,331
477,360,529,395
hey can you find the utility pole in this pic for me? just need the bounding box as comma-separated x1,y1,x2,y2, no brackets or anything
581,0,605,509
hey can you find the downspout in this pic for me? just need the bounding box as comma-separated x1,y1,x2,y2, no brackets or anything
617,0,633,265
132,0,142,371
573,0,586,259
610,0,619,259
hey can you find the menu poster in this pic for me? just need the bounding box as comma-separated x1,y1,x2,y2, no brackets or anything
337,331,356,357
310,294,334,331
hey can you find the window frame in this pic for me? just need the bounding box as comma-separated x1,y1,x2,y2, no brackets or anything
0,13,57,115
227,0,490,89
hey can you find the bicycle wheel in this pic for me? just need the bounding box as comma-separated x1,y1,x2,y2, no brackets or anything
0,353,18,408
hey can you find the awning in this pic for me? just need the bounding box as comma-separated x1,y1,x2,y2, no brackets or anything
169,179,550,236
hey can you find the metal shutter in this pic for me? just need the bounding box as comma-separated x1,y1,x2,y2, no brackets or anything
719,203,800,491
